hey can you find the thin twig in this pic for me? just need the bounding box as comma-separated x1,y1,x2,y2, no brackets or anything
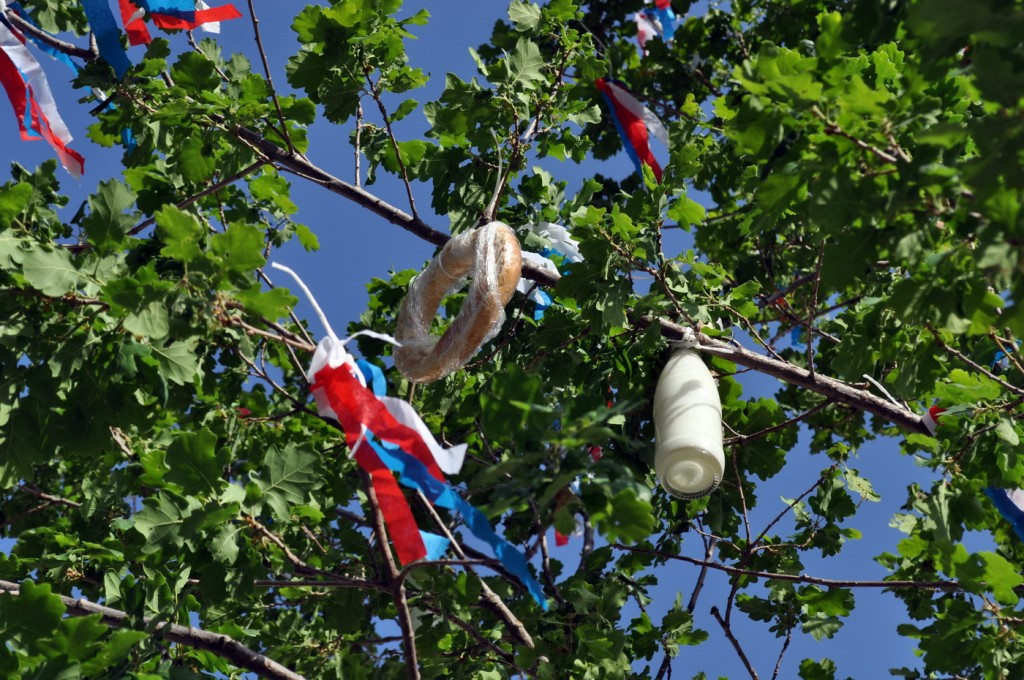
807,246,824,377
366,73,419,219
415,491,534,648
724,401,830,446
928,326,1024,398
686,537,718,613
128,160,266,235
711,606,760,680
611,543,986,592
771,626,794,680
5,10,96,60
246,0,294,153
0,579,306,680
360,469,420,680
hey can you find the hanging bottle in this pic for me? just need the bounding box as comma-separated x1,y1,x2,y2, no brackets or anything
653,347,725,499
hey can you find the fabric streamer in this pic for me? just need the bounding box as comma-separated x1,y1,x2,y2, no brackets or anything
118,0,152,45
514,221,585,321
635,11,658,52
921,405,1024,541
649,0,676,42
595,77,668,182
80,0,132,78
0,3,85,176
272,263,546,607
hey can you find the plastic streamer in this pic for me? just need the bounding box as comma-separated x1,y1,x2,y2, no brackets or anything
118,0,152,45
118,0,241,40
515,221,584,321
635,11,658,52
80,0,132,78
0,2,85,176
149,1,242,32
921,405,1024,540
8,4,135,152
356,361,548,609
648,0,677,42
595,77,668,182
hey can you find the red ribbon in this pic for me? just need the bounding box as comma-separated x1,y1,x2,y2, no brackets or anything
118,0,152,45
311,362,448,565
151,4,242,31
312,363,446,482
354,440,427,564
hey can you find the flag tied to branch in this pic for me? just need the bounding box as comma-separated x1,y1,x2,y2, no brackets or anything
595,77,669,182
922,405,1024,540
0,0,84,176
515,222,584,320
270,263,548,610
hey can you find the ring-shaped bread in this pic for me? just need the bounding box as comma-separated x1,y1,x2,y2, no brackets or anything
394,221,523,383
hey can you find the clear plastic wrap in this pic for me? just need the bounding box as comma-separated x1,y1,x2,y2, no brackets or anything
394,221,523,383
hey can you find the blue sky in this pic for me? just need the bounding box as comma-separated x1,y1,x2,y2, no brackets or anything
0,2,948,677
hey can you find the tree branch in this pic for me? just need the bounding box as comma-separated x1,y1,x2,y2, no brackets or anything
711,605,760,680
4,9,96,61
0,579,306,680
222,122,932,435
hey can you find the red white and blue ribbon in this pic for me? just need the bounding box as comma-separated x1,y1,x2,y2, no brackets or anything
272,263,548,609
647,0,677,42
515,222,584,320
635,11,658,52
595,77,668,182
120,0,241,41
0,1,84,175
921,404,1024,540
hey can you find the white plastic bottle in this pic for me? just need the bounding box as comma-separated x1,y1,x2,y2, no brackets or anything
653,347,725,499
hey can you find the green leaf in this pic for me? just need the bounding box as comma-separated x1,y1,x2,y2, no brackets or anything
82,180,136,253
134,492,196,552
210,222,266,272
156,206,204,263
123,301,170,341
165,428,224,495
0,182,33,228
505,38,544,87
20,247,81,296
0,580,65,653
257,444,319,520
508,1,541,31
150,338,201,386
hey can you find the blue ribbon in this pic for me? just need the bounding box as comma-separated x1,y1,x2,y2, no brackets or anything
985,487,1024,541
80,0,132,78
135,0,196,20
652,6,676,42
355,361,548,610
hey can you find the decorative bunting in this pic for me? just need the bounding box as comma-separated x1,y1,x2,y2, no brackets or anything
595,77,667,182
649,0,676,42
0,3,84,176
635,11,658,52
271,262,547,608
984,488,1024,541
